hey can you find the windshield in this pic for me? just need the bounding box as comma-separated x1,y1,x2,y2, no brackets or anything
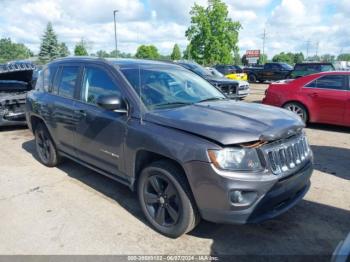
185,63,212,77
281,63,293,70
120,67,225,110
210,68,224,77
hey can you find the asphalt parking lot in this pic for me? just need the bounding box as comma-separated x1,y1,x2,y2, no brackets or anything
0,83,349,257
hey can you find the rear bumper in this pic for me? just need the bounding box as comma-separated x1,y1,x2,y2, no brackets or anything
184,161,313,224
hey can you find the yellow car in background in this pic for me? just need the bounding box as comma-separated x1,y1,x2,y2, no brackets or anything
225,72,248,81
214,65,248,81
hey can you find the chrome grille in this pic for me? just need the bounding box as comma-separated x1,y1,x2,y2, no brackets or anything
217,83,238,96
262,134,311,176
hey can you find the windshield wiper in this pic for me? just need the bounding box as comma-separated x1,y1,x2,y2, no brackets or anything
154,102,193,108
196,97,227,103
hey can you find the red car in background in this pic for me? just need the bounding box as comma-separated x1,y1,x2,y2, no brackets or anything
262,72,350,127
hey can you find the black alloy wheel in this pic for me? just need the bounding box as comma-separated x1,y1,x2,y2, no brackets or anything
138,160,199,238
34,123,60,167
144,174,180,227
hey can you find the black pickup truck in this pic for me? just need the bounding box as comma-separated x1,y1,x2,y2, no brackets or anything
244,62,293,83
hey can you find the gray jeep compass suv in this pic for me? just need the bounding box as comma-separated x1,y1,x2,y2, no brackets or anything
26,57,313,238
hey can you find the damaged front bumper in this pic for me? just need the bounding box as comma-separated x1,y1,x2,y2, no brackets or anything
0,93,27,126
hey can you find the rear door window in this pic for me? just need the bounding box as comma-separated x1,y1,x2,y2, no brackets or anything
58,66,80,99
305,75,347,90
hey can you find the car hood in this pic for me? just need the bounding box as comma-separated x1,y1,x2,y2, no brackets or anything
204,75,239,84
144,100,304,145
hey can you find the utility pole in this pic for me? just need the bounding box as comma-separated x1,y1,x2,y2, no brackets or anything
306,40,311,61
261,28,267,64
113,10,119,58
315,41,319,57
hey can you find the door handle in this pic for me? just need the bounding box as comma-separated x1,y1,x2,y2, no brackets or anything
308,92,318,98
74,109,87,117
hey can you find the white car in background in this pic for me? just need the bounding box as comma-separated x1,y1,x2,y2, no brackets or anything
207,67,250,99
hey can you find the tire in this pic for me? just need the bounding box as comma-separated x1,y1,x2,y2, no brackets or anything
34,123,61,167
283,102,308,123
248,74,257,83
137,160,200,238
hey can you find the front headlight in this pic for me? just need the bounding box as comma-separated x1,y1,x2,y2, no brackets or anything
208,148,263,172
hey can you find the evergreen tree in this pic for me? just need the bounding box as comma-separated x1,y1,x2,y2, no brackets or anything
38,22,60,63
59,42,70,57
170,44,181,60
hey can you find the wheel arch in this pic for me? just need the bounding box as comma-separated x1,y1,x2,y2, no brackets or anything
133,150,189,191
30,115,45,133
282,100,311,122
30,115,58,147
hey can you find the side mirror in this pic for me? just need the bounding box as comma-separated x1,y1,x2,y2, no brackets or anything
96,95,127,113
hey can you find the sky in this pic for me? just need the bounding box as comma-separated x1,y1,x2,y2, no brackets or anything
0,0,349,58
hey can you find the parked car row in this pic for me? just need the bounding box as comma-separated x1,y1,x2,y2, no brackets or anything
175,60,250,99
25,57,313,238
244,62,335,83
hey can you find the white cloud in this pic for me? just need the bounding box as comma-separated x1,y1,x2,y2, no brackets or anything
0,0,349,58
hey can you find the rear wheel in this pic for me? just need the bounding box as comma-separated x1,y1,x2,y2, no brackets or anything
34,123,60,167
283,102,308,123
138,160,199,238
248,74,257,83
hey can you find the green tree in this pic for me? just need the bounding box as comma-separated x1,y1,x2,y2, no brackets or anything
233,52,241,65
135,45,160,59
96,50,109,58
170,44,181,60
0,38,32,63
258,54,268,65
74,39,88,56
293,52,304,63
38,22,60,63
272,52,305,64
109,49,133,58
337,53,350,61
58,42,70,57
241,54,248,66
185,0,241,65
308,55,320,62
183,44,192,60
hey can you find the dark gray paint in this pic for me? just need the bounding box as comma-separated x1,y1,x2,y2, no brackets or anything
25,57,313,224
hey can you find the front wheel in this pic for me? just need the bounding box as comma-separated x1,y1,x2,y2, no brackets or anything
137,161,199,238
283,102,308,123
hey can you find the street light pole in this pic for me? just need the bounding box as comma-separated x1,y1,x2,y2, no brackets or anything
113,10,119,58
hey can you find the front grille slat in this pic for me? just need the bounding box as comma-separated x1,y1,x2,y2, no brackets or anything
262,134,311,177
